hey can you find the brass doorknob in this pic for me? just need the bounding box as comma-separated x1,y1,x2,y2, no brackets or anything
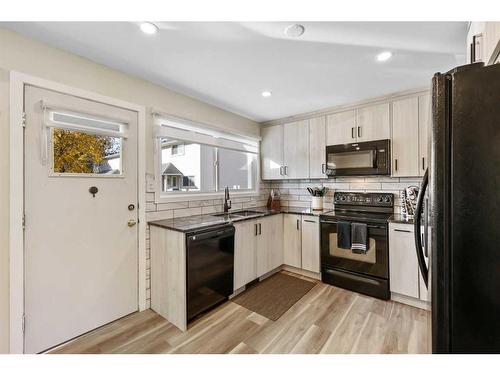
128,219,137,227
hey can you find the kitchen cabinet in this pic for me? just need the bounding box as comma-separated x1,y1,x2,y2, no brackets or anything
309,116,327,178
261,125,283,180
234,219,258,291
234,214,284,291
356,102,390,142
468,22,500,64
392,97,419,177
283,214,302,268
301,216,320,273
256,214,284,276
483,22,500,64
418,94,431,176
326,109,356,145
389,223,419,299
283,120,309,179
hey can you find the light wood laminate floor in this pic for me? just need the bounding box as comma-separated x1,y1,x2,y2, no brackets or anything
50,271,430,354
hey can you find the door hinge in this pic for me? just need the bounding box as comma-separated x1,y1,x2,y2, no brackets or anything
22,213,26,230
22,314,25,333
21,112,26,128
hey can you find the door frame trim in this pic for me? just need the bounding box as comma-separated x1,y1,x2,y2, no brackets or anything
9,71,147,353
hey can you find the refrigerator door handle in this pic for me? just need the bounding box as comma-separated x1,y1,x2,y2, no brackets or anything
414,168,429,287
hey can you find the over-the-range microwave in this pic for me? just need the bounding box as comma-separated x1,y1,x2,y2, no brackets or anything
325,139,391,177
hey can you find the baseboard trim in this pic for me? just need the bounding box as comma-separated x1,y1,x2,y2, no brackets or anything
391,292,431,311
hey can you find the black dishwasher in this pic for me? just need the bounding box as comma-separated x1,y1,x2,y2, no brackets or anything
186,224,235,322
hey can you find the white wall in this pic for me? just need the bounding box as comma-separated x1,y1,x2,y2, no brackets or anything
0,27,260,353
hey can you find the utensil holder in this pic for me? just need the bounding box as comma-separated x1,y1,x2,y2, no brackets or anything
311,196,323,210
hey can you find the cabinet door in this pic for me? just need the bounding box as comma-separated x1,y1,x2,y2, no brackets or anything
283,214,302,268
389,224,419,298
283,120,309,179
301,216,320,273
418,93,431,176
256,214,284,277
392,97,419,177
326,110,356,145
261,125,283,180
356,102,390,142
234,219,258,291
309,116,327,179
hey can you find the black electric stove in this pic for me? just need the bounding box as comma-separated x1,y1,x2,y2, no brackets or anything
320,192,394,299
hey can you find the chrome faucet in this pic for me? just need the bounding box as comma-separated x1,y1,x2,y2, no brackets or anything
224,186,231,213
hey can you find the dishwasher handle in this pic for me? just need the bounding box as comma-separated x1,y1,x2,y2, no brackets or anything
187,226,235,242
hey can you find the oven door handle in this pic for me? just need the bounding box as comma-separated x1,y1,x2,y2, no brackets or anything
321,220,385,230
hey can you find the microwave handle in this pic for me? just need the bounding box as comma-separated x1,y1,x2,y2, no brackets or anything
373,149,378,168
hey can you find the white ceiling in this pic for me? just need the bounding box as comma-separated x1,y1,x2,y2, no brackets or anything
2,22,468,122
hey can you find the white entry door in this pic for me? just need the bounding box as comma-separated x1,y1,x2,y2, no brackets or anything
24,85,139,353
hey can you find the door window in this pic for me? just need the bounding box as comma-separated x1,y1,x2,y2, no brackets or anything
51,128,123,175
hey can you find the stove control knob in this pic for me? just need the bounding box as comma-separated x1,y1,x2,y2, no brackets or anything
377,196,384,203
384,196,392,203
340,195,347,201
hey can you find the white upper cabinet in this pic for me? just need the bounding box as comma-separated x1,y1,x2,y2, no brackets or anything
326,110,356,145
356,102,390,142
283,120,309,179
418,94,431,176
392,97,419,177
261,124,283,180
308,116,327,178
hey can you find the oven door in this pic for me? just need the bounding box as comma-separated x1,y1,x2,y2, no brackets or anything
326,139,390,176
320,219,389,279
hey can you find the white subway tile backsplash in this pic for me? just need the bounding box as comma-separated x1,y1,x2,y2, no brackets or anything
145,210,173,221
173,207,202,218
156,201,189,211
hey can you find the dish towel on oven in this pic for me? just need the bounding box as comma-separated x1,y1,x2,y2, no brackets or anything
337,221,351,249
351,223,368,254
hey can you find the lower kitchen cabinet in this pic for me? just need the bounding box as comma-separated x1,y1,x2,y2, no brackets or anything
234,214,284,291
389,222,429,307
233,219,258,291
283,214,302,268
256,214,284,276
389,223,419,298
301,216,320,273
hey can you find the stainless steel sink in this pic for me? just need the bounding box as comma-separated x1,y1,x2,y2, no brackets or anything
211,210,264,219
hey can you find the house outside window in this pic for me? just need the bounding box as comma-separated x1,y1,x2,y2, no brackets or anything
154,114,259,200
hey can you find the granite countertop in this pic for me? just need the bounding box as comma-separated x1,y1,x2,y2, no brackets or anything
149,206,332,233
388,214,415,225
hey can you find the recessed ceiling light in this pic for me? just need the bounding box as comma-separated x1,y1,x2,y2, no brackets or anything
376,51,392,62
284,24,305,38
262,91,272,98
140,22,159,35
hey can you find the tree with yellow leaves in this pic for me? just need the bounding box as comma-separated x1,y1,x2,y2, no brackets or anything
52,129,118,174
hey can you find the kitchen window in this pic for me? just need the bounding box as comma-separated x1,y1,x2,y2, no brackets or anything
154,113,260,201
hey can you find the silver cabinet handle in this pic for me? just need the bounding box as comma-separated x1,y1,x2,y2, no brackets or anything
296,219,300,230
357,126,361,138
254,223,258,236
394,228,411,233
279,166,283,176
422,157,425,170
321,163,326,174
259,223,262,235
395,159,398,171
304,219,316,223
284,166,288,175
351,127,355,139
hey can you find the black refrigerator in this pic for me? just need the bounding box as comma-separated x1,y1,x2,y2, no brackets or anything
414,62,500,353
